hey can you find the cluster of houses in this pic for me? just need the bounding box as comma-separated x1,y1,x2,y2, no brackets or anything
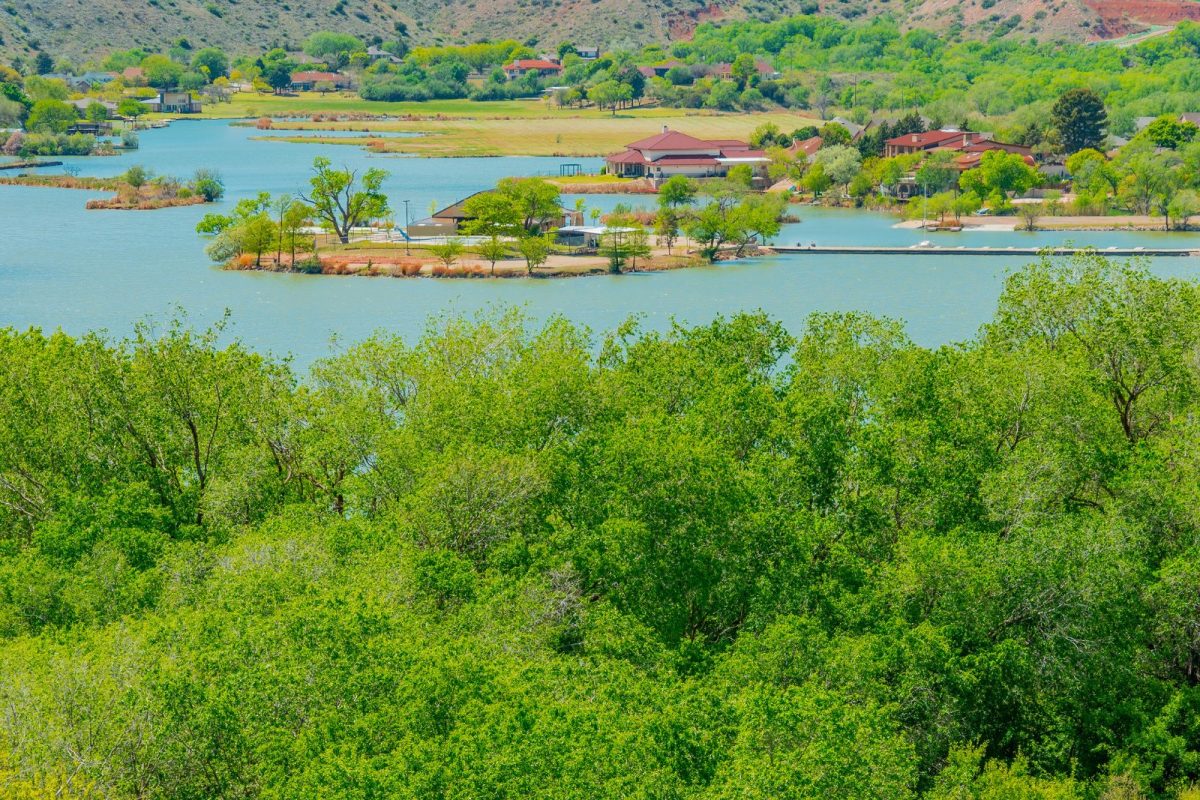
784,120,1037,198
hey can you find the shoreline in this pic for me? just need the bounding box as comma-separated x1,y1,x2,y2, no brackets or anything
221,244,751,279
896,214,1197,233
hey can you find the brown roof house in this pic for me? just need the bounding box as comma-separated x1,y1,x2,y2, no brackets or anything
290,71,352,91
503,59,563,80
406,191,581,238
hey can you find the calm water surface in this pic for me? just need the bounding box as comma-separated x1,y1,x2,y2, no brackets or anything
3,119,1200,366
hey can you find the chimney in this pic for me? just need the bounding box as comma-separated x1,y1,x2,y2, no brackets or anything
663,125,669,134
963,133,969,147
912,134,919,143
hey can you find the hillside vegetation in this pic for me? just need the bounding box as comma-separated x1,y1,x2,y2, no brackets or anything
6,255,1200,797
3,0,1200,60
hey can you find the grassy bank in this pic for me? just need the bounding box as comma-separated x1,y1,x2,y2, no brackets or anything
0,174,211,210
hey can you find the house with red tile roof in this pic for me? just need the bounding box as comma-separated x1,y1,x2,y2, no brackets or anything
503,59,563,80
885,129,991,157
605,128,770,180
884,129,1033,161
788,135,824,159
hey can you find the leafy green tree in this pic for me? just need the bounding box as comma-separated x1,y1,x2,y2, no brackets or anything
462,191,523,275
730,53,759,89
517,233,553,274
84,102,109,123
303,32,365,63
25,99,76,133
959,150,1039,209
812,144,862,195
122,164,150,188
1142,114,1199,150
915,150,960,194
190,47,229,80
190,168,224,202
818,121,852,147
298,157,389,244
658,174,698,209
587,80,633,115
141,54,185,90
117,98,148,120
495,177,561,233
428,238,466,267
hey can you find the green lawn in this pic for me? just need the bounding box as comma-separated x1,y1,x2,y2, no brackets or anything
193,91,704,120
224,93,818,157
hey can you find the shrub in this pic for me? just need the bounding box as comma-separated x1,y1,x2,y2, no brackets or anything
293,256,324,274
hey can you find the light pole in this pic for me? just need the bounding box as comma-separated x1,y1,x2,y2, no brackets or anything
403,199,410,255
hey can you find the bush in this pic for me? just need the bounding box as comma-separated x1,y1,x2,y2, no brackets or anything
293,256,324,273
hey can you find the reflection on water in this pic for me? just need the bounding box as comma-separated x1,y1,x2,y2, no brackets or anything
3,119,1200,367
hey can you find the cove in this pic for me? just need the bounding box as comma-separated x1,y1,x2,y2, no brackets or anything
4,119,1200,367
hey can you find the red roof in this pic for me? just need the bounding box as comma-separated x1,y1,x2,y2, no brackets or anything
625,129,727,151
960,141,1033,156
955,151,1037,170
886,130,988,149
606,149,649,164
789,135,823,157
505,59,562,71
709,138,754,149
291,71,345,83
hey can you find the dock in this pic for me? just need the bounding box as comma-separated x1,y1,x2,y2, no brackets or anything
771,245,1199,258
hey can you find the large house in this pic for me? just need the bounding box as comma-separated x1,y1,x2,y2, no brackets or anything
605,128,769,181
290,71,352,91
638,60,689,80
885,130,1036,198
43,71,117,91
141,91,201,113
883,128,1033,161
502,59,563,80
366,46,403,64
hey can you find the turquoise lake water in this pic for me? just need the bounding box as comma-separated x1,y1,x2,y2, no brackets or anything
3,119,1200,366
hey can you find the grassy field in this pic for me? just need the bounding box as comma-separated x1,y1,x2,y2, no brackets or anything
197,92,703,120
191,92,820,157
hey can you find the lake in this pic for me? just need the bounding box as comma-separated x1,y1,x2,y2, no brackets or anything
3,119,1200,366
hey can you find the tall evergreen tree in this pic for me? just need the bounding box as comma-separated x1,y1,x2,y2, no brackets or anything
1052,87,1108,155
